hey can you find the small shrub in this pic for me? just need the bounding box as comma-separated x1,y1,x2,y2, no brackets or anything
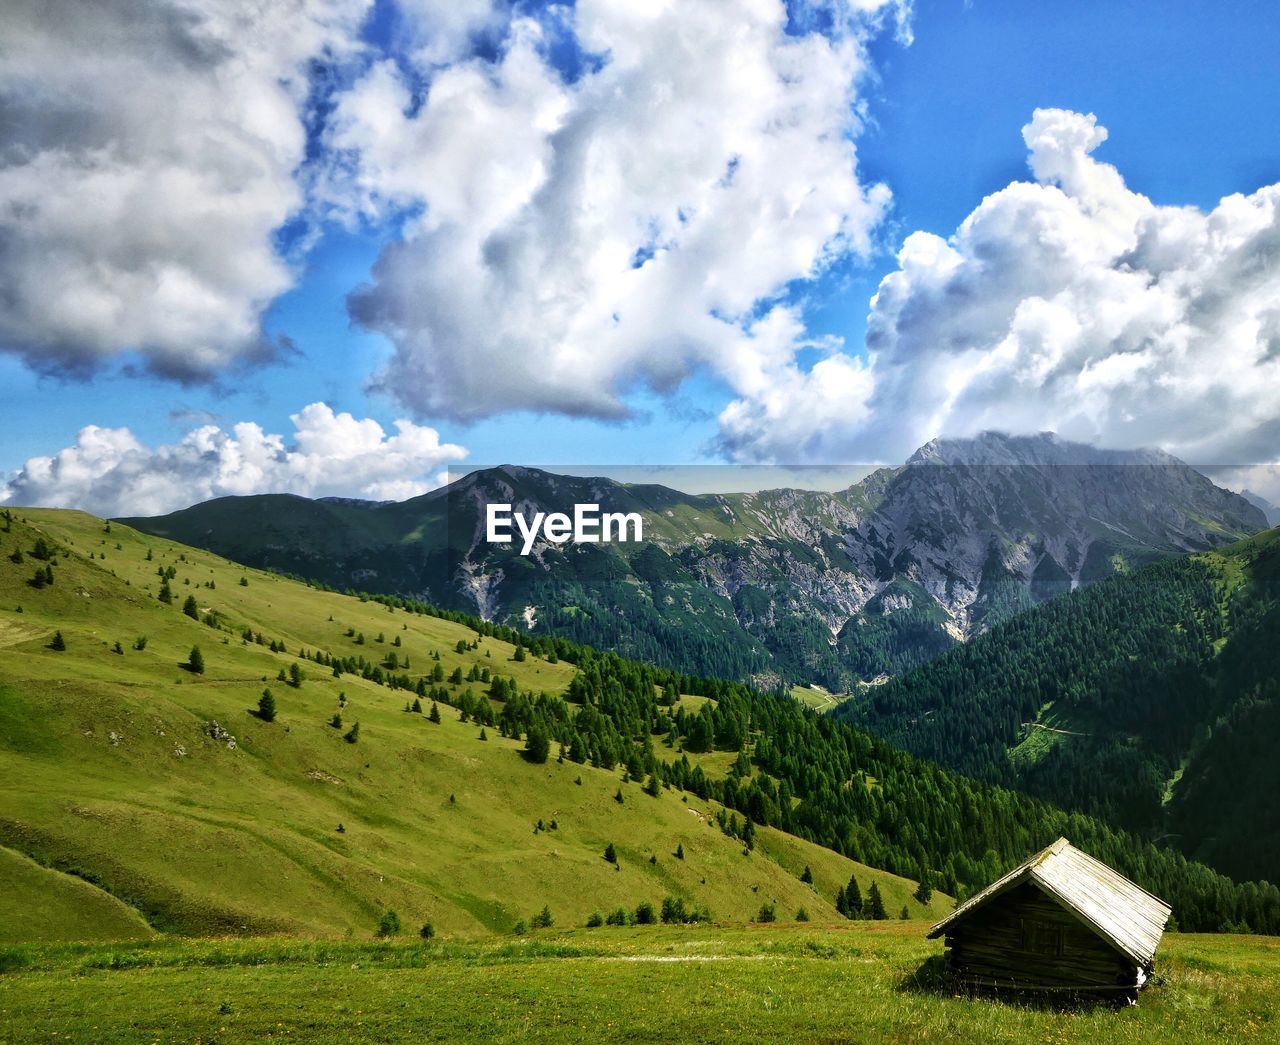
796,907,811,922
419,922,435,940
344,721,360,744
756,902,777,923
586,912,604,928
531,905,553,929
634,901,656,925
603,843,617,864
376,909,401,937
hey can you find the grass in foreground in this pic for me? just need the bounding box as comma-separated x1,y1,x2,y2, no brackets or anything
1,923,1278,1043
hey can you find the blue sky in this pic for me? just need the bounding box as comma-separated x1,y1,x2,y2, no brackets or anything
3,0,1280,513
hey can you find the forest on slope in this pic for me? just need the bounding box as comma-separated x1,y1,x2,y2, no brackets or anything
837,527,1280,884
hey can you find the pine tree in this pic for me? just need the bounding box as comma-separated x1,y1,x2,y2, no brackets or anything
531,905,553,929
258,689,277,722
188,645,204,674
478,727,488,741
835,886,848,918
867,881,887,920
429,702,442,724
344,721,360,744
603,843,617,864
411,697,422,713
800,865,813,884
900,905,911,920
524,727,550,763
676,843,685,860
48,630,66,651
289,662,303,688
183,594,199,620
846,876,863,918
913,872,933,906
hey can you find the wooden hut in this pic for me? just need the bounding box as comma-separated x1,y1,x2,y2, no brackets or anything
927,838,1171,1001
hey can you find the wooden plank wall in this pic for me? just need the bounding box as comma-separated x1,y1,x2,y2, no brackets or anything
945,883,1140,993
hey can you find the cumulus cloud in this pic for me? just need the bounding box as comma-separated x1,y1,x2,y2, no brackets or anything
0,0,369,379
0,404,467,517
326,0,898,422
721,108,1280,465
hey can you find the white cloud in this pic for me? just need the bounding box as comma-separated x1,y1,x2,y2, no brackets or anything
0,0,370,379
327,0,899,422
721,108,1280,466
0,404,466,517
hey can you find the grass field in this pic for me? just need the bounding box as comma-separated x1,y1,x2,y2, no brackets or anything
0,508,937,945
2,923,1277,1042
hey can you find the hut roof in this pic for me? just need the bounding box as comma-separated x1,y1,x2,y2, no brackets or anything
927,838,1172,966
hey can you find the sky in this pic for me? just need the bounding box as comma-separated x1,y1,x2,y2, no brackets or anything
2,0,1280,515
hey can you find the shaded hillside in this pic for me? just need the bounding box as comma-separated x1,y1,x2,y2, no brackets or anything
119,433,1266,688
836,526,1280,884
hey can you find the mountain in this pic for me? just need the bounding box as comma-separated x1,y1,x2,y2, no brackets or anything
836,524,1280,884
119,432,1266,690
1242,489,1280,527
2,505,1277,943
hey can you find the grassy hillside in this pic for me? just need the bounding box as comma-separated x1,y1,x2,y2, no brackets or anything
1,924,1277,1042
0,508,937,943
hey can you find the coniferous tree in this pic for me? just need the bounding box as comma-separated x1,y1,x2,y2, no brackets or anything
429,702,442,724
867,881,887,920
48,630,66,651
800,865,813,884
846,877,863,919
258,689,277,722
183,594,199,620
603,843,618,864
524,727,550,763
188,645,205,674
913,873,933,906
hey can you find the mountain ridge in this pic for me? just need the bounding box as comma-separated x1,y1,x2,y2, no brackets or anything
117,433,1267,689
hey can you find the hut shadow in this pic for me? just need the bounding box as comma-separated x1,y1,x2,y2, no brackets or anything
896,956,1133,1013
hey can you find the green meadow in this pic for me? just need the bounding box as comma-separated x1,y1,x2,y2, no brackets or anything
2,924,1278,1043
